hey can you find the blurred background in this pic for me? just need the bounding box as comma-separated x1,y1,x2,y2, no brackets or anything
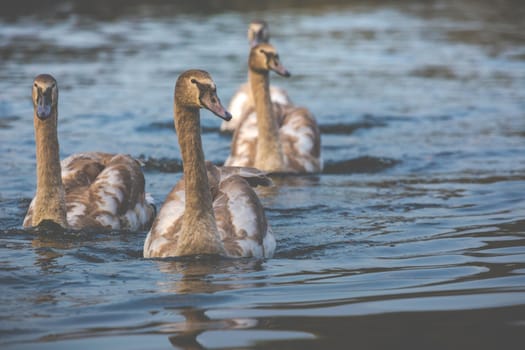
1,1,524,349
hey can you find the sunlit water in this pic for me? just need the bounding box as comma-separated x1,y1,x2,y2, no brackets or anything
1,1,525,349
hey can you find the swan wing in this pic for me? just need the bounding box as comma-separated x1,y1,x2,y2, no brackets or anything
226,104,322,173
63,152,155,230
61,152,111,191
224,108,258,167
213,171,275,258
143,179,185,258
22,198,36,227
269,85,292,106
279,106,323,173
218,165,272,187
222,83,291,133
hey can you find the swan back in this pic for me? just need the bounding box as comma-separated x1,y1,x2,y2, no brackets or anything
61,152,155,230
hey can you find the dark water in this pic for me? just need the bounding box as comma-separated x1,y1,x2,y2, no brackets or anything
1,0,525,349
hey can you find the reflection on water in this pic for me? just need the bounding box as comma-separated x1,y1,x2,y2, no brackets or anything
147,259,261,349
1,0,525,349
154,257,266,294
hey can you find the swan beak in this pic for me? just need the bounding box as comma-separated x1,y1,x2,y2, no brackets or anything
201,93,232,121
36,93,52,120
269,61,291,78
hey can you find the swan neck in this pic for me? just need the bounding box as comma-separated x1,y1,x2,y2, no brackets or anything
173,103,223,255
33,107,67,228
249,69,285,171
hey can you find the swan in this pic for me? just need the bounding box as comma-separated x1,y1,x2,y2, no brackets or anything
143,70,275,258
220,20,291,133
23,74,156,231
225,43,322,173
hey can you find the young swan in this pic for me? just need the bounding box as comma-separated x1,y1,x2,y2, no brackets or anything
225,43,322,173
143,70,275,259
23,74,156,231
221,19,291,133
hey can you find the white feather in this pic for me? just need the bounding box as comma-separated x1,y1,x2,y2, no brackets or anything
237,238,263,258
282,124,314,154
144,234,171,258
67,202,87,226
152,190,185,237
228,192,258,237
95,213,120,229
269,88,290,105
263,226,276,258
229,93,248,121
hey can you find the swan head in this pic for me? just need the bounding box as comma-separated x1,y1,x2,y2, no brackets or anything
175,69,232,121
32,74,58,120
249,43,291,78
248,20,270,48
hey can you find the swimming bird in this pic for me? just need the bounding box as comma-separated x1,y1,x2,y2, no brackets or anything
225,43,322,173
23,74,156,231
220,20,291,133
143,70,275,259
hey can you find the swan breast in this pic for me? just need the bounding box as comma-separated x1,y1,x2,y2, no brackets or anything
143,163,275,258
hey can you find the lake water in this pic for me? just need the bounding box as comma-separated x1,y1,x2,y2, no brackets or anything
1,0,525,349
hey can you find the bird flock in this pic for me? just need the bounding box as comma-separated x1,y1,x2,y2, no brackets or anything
23,20,322,260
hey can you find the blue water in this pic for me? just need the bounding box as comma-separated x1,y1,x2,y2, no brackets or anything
1,1,525,349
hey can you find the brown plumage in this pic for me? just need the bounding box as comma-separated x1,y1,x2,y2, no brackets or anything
225,43,323,173
23,74,155,231
143,70,275,259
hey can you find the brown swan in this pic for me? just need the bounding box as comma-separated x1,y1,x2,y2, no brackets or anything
23,74,156,230
225,43,323,173
143,70,275,258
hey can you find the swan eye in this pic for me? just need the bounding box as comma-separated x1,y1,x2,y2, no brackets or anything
190,78,197,84
33,83,37,88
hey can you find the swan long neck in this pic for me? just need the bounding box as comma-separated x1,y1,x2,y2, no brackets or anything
173,103,224,256
249,69,285,171
33,106,68,228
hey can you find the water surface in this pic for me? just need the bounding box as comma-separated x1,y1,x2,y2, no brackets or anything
1,0,524,349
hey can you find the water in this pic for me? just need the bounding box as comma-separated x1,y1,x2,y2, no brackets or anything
1,0,525,348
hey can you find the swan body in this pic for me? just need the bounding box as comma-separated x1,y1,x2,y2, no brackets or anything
221,20,291,133
143,70,275,259
23,74,155,231
225,43,322,173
